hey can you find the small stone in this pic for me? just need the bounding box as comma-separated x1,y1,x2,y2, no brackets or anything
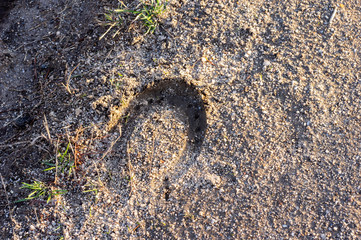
75,108,82,116
158,35,166,41
244,50,252,58
14,113,33,129
263,60,271,68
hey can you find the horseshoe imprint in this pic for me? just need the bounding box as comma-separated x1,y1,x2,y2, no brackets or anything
107,79,207,200
121,79,207,149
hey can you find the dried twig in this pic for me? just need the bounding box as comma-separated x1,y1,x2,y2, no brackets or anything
43,115,52,143
0,135,43,149
54,139,60,184
329,7,337,26
63,63,80,94
0,141,29,149
132,223,140,233
99,136,121,161
0,173,15,236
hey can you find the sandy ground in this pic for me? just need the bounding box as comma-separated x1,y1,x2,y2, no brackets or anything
1,0,361,239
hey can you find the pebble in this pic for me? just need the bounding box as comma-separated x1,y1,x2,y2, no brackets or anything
244,50,252,58
263,60,271,69
75,108,82,116
231,112,236,121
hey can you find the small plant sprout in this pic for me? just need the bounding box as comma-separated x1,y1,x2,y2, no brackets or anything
101,0,167,39
109,71,124,90
43,142,75,177
82,182,99,196
125,174,135,182
16,181,67,204
99,10,124,40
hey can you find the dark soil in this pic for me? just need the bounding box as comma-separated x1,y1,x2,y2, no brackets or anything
0,0,16,24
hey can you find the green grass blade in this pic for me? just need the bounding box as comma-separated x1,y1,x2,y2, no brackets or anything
27,190,38,198
14,198,30,203
43,167,56,172
60,142,70,161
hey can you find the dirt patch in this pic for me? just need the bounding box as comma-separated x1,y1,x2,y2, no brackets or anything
114,79,207,147
0,0,16,24
103,79,207,237
1,0,361,239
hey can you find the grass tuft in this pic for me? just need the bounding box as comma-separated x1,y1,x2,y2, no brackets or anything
42,142,75,178
100,0,167,39
15,181,67,204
